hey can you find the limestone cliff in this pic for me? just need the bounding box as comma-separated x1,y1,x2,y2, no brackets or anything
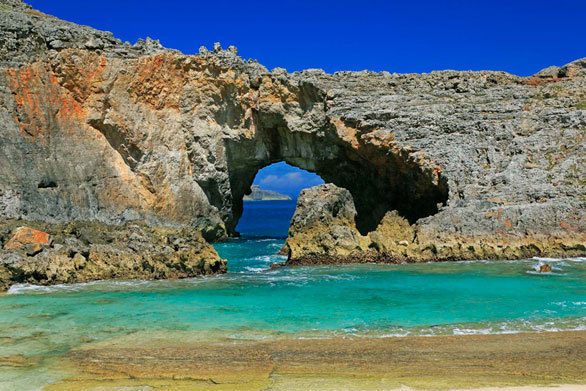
0,0,584,278
284,185,585,264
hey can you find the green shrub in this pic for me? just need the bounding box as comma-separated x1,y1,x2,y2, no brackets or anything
576,101,586,110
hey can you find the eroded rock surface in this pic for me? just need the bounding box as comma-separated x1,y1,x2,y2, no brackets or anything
0,0,584,277
3,226,50,255
284,184,586,264
285,184,370,262
0,220,226,291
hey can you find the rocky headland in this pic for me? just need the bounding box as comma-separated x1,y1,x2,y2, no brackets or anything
243,185,291,201
0,0,585,288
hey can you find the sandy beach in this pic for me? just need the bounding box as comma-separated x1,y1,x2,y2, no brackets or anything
45,330,586,390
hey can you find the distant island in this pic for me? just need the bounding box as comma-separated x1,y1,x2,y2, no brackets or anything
243,185,292,201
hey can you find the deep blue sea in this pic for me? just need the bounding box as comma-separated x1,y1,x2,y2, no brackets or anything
234,200,295,239
0,200,584,389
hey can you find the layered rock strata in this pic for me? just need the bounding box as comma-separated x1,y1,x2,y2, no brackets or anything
0,0,584,280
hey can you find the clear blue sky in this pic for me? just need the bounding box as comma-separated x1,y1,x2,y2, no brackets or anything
29,0,584,76
27,0,585,197
253,163,324,200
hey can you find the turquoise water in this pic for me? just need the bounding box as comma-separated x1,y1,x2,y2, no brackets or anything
0,201,585,389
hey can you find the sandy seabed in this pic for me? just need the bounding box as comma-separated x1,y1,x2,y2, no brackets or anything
43,330,586,391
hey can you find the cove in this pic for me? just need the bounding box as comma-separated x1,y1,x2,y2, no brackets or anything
0,201,585,390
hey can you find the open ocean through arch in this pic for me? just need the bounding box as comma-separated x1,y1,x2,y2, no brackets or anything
0,200,585,389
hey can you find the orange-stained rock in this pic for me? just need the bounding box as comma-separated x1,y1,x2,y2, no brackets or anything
0,2,585,266
4,226,50,255
0,220,227,291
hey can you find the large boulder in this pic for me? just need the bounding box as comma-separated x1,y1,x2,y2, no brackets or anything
283,184,370,263
282,184,420,265
4,226,50,255
368,211,415,252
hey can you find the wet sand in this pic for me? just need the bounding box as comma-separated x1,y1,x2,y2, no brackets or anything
46,330,586,390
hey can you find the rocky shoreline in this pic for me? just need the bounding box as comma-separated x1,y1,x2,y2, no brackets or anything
0,219,226,291
279,184,585,266
0,0,585,289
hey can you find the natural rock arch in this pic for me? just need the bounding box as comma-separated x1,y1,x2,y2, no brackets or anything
1,1,585,291
224,111,449,236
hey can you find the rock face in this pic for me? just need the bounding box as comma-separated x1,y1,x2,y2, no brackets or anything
0,220,226,291
285,185,370,262
284,184,586,264
0,0,584,276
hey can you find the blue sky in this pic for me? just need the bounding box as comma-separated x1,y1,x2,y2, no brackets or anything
253,163,324,199
29,0,585,76
27,0,585,197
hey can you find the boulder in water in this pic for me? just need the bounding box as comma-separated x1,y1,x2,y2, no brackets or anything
539,264,552,273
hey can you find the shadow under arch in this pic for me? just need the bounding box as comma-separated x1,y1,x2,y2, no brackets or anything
224,113,449,237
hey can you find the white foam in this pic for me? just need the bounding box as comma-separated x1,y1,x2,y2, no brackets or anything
243,266,268,273
296,336,336,340
345,317,586,339
248,254,283,263
5,280,139,294
5,277,212,295
7,283,56,294
228,334,272,340
531,256,586,262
